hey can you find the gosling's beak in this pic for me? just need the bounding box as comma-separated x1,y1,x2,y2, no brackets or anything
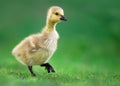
60,15,67,21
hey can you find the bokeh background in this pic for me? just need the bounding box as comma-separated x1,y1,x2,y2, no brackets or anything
0,0,120,86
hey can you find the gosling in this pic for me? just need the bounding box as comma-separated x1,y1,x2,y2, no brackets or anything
12,6,67,76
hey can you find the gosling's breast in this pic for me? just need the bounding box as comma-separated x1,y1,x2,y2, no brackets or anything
44,30,59,52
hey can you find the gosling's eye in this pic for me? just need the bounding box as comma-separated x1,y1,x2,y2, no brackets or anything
55,12,59,15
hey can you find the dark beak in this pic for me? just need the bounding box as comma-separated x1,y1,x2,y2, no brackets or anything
60,15,67,21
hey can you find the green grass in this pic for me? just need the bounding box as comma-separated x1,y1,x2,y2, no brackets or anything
0,59,120,86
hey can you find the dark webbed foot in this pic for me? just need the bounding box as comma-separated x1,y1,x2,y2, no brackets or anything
41,63,55,73
28,66,36,76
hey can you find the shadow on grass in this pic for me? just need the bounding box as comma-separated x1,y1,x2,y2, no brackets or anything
8,70,80,83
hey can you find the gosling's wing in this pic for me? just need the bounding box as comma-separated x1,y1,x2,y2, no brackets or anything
28,34,47,53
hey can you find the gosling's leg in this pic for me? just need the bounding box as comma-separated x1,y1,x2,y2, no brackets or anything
41,63,55,73
28,66,36,76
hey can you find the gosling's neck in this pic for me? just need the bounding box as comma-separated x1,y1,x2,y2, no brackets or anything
46,19,57,29
42,20,57,34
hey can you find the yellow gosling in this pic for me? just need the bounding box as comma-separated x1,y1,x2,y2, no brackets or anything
12,6,67,76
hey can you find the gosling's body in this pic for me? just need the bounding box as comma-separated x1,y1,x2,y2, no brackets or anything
12,6,67,76
12,28,59,66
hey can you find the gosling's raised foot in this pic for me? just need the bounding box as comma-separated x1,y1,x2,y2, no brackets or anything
28,66,36,76
41,63,55,73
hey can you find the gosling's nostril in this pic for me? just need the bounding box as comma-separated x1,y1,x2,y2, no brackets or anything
60,16,67,21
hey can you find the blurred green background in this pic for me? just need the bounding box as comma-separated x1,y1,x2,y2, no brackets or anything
0,0,120,86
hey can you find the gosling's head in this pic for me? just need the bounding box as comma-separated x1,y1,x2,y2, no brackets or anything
47,6,67,23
